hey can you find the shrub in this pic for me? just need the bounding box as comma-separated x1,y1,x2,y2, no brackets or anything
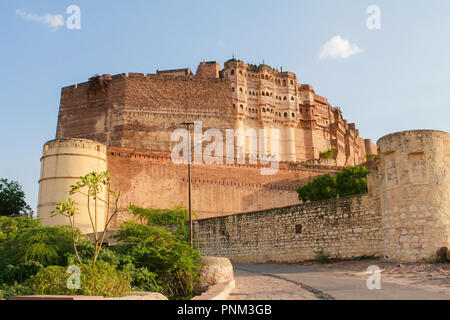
114,220,201,299
0,221,77,284
297,166,372,202
127,205,190,241
129,266,162,293
26,266,73,296
0,261,44,285
336,166,371,197
297,174,338,202
0,216,40,243
314,250,333,264
0,283,34,300
27,261,131,298
351,255,376,261
319,149,336,159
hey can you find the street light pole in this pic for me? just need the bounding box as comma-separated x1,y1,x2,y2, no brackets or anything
181,122,194,248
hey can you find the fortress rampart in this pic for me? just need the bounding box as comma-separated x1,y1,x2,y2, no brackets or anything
38,139,108,234
194,130,450,262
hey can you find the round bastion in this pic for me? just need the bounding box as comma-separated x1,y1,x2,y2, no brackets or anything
377,130,450,261
38,139,108,234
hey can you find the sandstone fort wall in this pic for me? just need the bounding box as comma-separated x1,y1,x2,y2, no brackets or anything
193,174,382,263
106,148,340,223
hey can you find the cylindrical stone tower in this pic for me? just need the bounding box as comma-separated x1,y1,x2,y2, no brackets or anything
377,130,449,261
38,138,108,234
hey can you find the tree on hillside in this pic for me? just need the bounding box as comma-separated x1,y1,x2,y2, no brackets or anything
0,179,33,217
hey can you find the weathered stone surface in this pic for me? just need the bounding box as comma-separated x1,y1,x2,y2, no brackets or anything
194,176,382,263
378,130,450,262
198,257,234,287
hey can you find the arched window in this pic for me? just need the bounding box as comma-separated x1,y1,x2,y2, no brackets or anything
284,112,288,118
231,69,235,75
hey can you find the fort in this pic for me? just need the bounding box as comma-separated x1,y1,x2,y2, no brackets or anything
37,59,449,262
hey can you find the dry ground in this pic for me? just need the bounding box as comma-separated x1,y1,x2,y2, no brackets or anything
294,259,450,294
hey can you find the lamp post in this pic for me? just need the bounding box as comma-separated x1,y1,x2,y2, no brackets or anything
180,122,195,248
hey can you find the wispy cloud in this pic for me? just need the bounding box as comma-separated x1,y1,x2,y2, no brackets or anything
319,35,364,60
16,9,64,31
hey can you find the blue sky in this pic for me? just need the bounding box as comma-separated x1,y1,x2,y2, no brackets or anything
0,0,449,211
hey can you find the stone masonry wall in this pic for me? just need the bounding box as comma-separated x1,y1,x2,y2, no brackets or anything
193,174,382,263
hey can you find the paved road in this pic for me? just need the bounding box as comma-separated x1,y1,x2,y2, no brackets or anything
229,269,317,300
233,264,450,300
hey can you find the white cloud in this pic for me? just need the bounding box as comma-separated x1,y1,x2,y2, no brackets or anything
16,9,64,31
319,35,364,60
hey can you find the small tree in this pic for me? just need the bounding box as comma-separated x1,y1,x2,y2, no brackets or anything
52,170,122,266
296,166,372,202
0,179,33,217
336,166,371,197
297,174,338,202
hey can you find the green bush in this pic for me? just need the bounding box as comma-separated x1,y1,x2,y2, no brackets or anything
115,218,201,299
314,250,333,264
0,218,78,284
297,174,338,202
0,216,41,243
65,241,133,269
127,205,190,241
27,261,131,298
1,261,44,285
297,166,371,202
319,149,336,159
0,283,34,300
26,266,72,296
336,166,371,197
0,224,75,267
129,266,162,293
